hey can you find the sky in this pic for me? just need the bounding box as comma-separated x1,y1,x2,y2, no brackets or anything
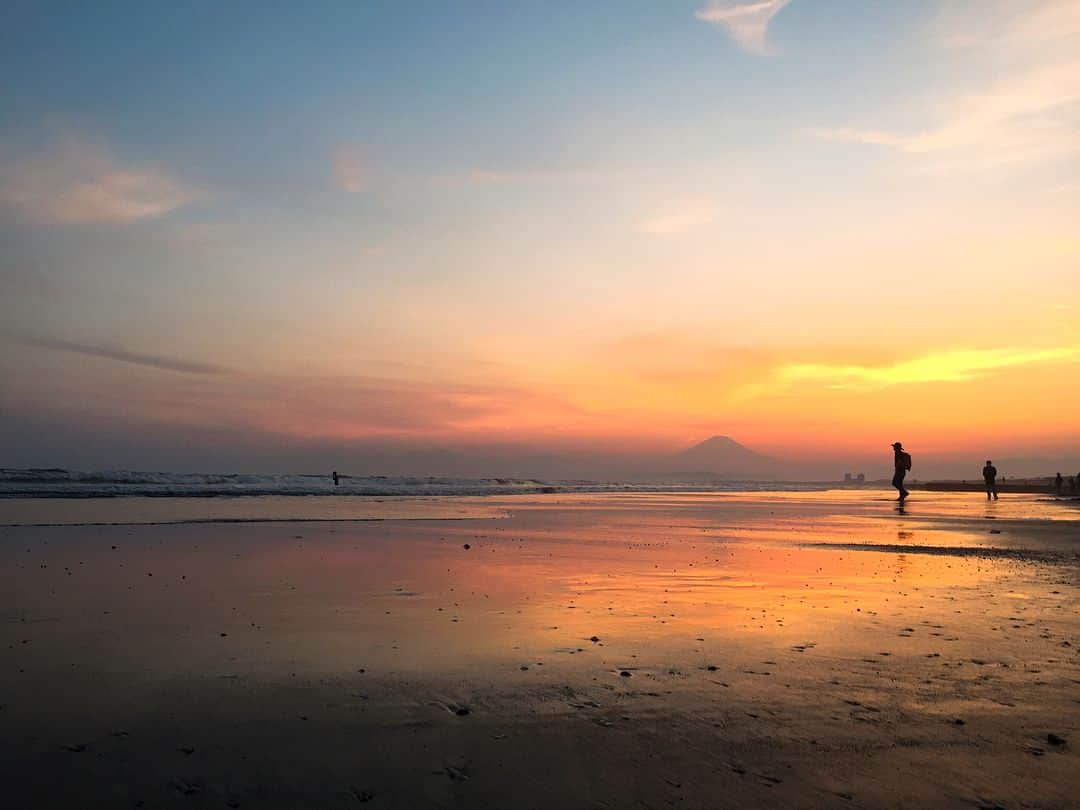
1,0,1078,477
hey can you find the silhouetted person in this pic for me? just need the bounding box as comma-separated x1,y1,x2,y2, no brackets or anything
1055,472,1063,494
982,460,998,500
332,470,340,486
892,442,911,501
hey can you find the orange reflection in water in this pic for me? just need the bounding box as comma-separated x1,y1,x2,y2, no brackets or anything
2,489,1059,689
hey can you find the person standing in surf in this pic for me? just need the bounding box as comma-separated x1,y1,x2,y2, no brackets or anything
892,442,911,501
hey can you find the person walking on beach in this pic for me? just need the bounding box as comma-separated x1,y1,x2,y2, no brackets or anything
892,442,911,501
1055,472,1063,494
332,470,340,486
982,460,998,500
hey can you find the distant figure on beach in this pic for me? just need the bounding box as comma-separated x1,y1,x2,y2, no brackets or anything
982,460,998,500
892,442,911,501
332,470,340,486
1055,472,1063,494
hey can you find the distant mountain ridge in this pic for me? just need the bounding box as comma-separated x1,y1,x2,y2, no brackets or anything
660,435,777,479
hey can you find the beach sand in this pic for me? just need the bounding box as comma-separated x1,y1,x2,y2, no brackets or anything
1,491,1077,808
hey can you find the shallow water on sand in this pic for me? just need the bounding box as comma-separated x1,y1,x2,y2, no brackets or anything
1,491,1077,808
5,487,1075,527
0,493,509,526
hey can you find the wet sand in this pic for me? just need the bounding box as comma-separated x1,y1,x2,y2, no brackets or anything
1,491,1077,808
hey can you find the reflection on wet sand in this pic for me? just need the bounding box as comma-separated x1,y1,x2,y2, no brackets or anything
0,490,1076,808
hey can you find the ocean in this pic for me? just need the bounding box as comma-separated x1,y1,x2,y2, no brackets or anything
0,467,834,499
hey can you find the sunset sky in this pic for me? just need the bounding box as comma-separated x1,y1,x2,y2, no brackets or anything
2,1,1078,475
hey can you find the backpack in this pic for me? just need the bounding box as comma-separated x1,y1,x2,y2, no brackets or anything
901,452,912,471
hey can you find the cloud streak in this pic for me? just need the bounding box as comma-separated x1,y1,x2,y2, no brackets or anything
3,356,594,445
777,347,1080,389
804,128,906,148
696,0,792,54
24,337,229,375
0,134,196,225
810,58,1080,170
636,197,716,235
809,1,1080,172
936,0,1080,51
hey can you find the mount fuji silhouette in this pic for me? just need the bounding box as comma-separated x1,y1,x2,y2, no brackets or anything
662,435,777,479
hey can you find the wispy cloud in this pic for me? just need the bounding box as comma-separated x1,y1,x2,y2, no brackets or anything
810,59,1080,171
636,197,716,235
935,0,1080,51
696,0,793,54
804,128,906,148
778,347,1080,389
458,167,630,186
0,134,196,225
331,144,369,193
4,357,592,443
24,337,229,375
808,1,1080,172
